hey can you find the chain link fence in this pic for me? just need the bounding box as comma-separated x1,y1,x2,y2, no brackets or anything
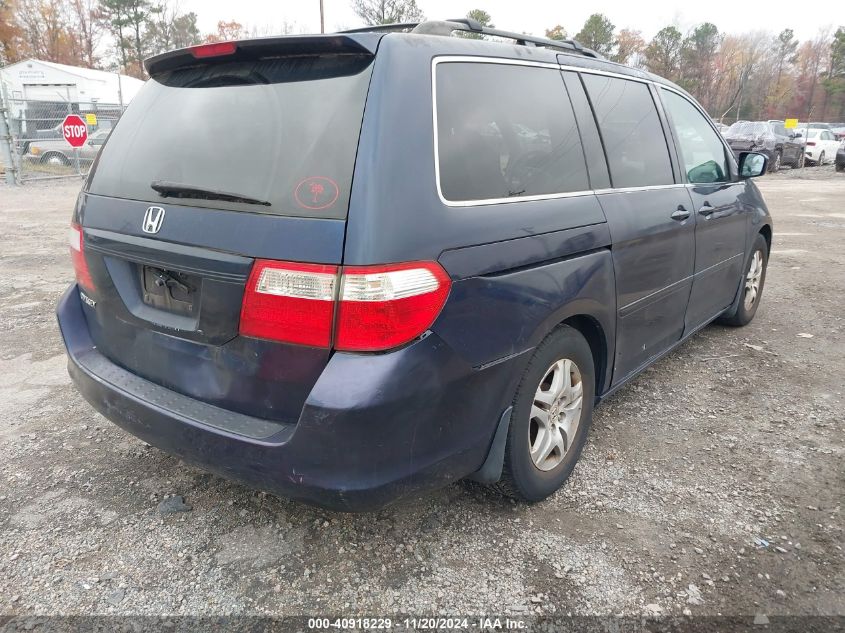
0,91,126,184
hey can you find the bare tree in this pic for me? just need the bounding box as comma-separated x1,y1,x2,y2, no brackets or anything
70,0,101,66
350,0,423,26
612,28,644,66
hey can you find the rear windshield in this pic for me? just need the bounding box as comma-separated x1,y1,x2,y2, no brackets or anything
87,55,373,218
726,122,769,136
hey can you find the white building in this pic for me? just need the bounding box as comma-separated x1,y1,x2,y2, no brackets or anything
0,59,144,106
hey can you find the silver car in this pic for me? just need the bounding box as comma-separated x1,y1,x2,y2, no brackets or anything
25,129,111,166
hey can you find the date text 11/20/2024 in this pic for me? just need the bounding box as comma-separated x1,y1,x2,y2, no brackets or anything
307,618,528,630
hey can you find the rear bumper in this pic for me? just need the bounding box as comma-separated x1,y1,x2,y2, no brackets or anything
57,285,523,511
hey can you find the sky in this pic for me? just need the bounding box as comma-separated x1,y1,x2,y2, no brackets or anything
180,0,845,43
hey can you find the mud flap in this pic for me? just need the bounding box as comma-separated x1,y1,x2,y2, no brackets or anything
467,406,513,484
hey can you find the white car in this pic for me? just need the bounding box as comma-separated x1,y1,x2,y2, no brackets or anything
798,128,840,165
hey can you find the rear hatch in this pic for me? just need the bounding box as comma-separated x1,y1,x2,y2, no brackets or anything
724,121,770,152
76,36,378,423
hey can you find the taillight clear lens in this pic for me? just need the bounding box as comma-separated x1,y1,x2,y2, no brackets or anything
335,262,451,352
69,223,94,291
239,260,338,347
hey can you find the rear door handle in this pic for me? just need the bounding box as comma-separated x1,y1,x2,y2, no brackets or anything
671,205,690,221
698,202,715,217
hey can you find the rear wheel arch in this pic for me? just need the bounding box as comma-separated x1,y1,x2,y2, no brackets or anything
559,315,608,397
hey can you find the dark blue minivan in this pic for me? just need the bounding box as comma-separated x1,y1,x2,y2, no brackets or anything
57,20,773,510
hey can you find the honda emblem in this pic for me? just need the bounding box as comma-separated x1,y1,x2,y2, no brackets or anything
142,206,166,234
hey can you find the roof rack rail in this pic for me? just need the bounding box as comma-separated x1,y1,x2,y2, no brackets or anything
340,23,418,34
339,18,604,60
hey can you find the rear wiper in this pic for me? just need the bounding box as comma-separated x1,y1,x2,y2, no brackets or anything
151,181,271,206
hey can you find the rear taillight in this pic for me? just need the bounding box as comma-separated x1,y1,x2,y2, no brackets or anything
68,223,94,291
806,141,816,146
239,260,451,351
240,260,338,347
335,262,451,351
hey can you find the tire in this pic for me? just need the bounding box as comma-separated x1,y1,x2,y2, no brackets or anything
41,152,69,166
837,163,844,172
769,151,781,172
818,151,825,166
718,233,768,327
494,325,595,502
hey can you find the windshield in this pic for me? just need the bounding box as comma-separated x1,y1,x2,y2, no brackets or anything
87,55,374,218
726,122,769,136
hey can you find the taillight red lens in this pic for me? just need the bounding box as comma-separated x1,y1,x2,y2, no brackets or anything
239,260,451,351
69,223,94,291
335,262,451,352
190,41,237,58
806,141,816,146
239,260,338,347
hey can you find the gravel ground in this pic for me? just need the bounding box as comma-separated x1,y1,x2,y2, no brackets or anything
0,167,843,619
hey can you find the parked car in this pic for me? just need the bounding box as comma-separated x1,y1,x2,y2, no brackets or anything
830,127,845,141
16,119,115,156
797,128,841,165
25,128,110,165
723,120,803,170
835,140,845,172
57,21,773,510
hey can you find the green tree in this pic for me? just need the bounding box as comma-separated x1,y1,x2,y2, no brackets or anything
351,0,424,25
680,23,720,107
545,25,567,41
461,8,492,39
821,27,845,119
145,4,199,54
773,28,799,84
644,25,683,82
575,13,615,57
99,0,154,76
170,11,199,48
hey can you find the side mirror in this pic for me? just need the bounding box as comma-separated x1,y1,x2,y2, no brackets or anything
739,152,767,178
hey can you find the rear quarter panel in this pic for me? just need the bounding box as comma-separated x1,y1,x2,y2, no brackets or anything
345,36,616,391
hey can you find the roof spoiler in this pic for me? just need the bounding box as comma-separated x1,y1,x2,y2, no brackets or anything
144,34,380,76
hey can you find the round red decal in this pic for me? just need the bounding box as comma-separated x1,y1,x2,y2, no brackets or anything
294,176,340,210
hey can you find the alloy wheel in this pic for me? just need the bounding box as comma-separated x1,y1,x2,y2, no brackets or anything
744,250,764,311
529,358,583,471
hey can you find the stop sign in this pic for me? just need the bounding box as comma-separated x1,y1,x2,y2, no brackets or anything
62,114,88,148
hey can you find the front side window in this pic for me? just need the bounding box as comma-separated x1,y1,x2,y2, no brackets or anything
435,62,589,203
661,89,730,184
582,74,674,189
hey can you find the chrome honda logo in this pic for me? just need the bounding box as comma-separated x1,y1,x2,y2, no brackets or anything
142,206,165,234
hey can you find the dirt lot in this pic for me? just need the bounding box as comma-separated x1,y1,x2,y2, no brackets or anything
0,168,843,621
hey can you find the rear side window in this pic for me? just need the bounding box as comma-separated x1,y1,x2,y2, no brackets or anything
660,89,729,184
87,56,373,218
582,75,674,189
435,62,589,203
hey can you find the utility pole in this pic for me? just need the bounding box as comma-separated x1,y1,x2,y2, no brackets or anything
320,0,325,33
